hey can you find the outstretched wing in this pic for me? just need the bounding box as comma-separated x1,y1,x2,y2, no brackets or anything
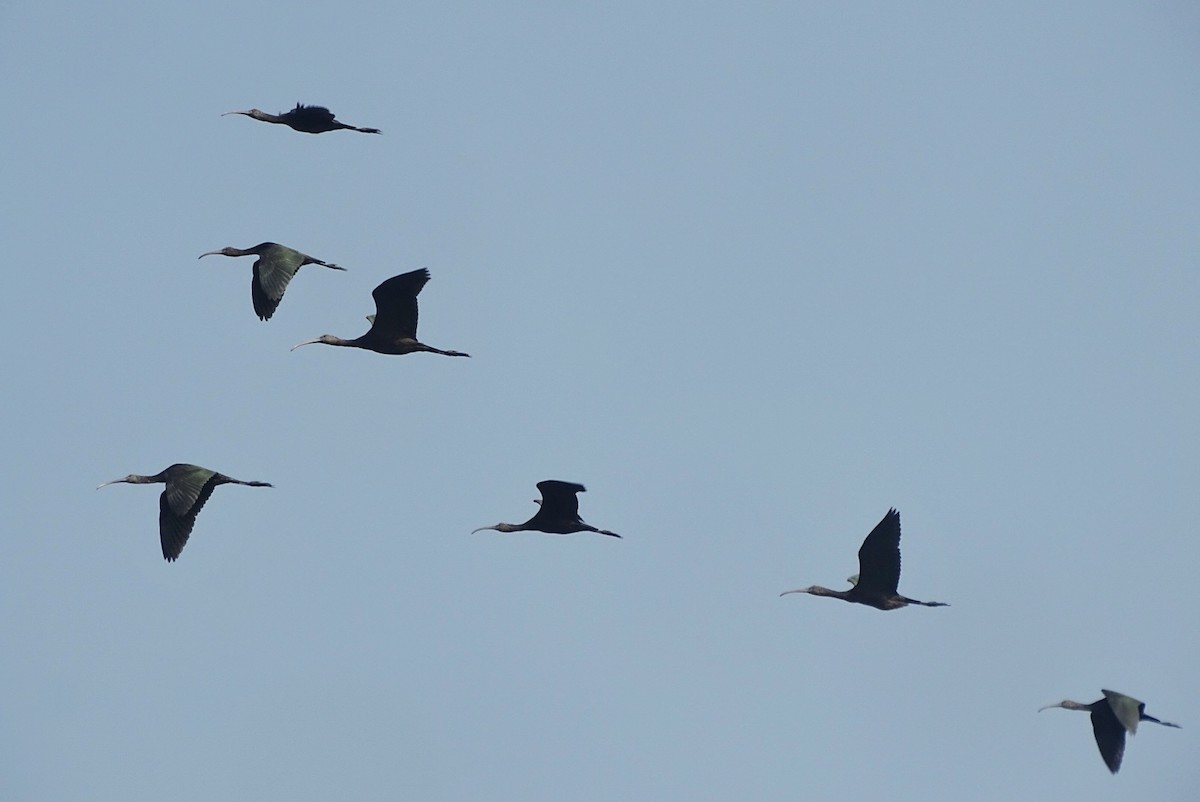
370,269,430,341
533,480,586,523
1102,690,1143,735
158,476,218,561
855,508,902,596
161,465,216,517
251,245,307,320
1090,706,1127,773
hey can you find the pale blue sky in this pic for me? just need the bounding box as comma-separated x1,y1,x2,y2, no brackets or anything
2,3,1197,800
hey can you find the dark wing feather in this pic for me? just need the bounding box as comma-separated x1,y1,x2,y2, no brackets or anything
251,246,306,320
158,479,217,561
287,103,336,123
533,480,586,524
162,465,216,517
370,269,429,341
1090,706,1127,773
855,508,902,596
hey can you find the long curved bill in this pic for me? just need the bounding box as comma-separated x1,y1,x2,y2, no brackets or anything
96,479,123,490
198,250,222,259
290,339,322,351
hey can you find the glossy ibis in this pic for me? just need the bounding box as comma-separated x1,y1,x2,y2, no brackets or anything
1039,689,1180,773
780,508,947,610
222,103,381,134
291,268,470,357
97,464,271,561
199,242,346,321
473,481,621,538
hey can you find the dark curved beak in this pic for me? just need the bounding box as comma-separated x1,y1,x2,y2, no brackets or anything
96,479,124,490
290,339,321,351
198,250,221,259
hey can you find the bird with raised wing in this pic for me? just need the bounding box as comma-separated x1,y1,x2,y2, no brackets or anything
199,242,346,321
291,268,470,357
473,481,621,538
1039,689,1180,773
780,508,947,610
97,464,272,561
222,103,380,134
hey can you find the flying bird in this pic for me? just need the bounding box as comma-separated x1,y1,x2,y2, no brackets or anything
780,508,947,610
472,481,621,538
222,103,381,134
97,464,272,561
1039,689,1180,773
291,268,470,357
199,242,346,321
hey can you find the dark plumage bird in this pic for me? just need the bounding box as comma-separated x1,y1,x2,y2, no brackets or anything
291,268,470,357
472,480,621,538
780,508,948,610
199,242,346,321
97,464,272,561
1039,689,1180,773
222,103,381,134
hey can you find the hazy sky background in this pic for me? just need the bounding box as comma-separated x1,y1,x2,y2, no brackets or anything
2,3,1197,800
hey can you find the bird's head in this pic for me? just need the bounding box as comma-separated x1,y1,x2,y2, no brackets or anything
290,335,339,351
198,247,239,259
471,523,518,534
1037,700,1076,713
96,475,137,489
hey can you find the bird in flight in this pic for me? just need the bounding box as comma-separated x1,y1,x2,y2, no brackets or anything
291,269,470,357
472,480,622,538
780,508,947,610
1039,689,1180,773
222,103,380,134
199,242,346,321
98,464,272,561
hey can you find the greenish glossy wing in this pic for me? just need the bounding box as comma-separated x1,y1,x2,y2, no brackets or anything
158,465,218,561
162,465,216,517
252,246,306,320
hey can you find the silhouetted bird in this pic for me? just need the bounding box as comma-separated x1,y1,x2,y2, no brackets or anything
222,103,380,134
780,508,947,610
473,481,621,538
291,268,469,357
97,464,271,561
199,242,346,321
1040,689,1180,773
